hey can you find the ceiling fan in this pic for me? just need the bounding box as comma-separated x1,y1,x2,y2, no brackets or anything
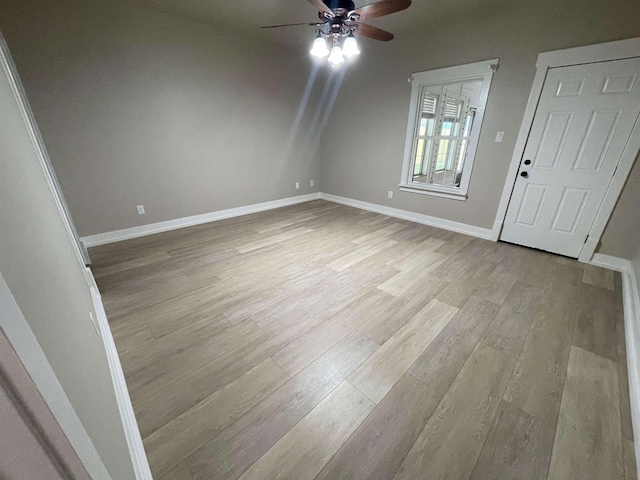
261,0,412,67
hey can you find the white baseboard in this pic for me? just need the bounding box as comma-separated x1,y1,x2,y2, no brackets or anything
622,260,640,480
589,253,632,272
319,193,494,240
591,253,640,478
87,270,152,480
81,191,496,247
81,193,322,247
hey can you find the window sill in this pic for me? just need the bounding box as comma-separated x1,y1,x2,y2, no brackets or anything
399,184,468,201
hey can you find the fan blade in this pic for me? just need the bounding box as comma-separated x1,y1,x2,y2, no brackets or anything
261,22,321,29
306,0,335,17
350,0,411,20
352,22,394,41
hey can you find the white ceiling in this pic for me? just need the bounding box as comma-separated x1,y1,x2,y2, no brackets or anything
122,0,510,47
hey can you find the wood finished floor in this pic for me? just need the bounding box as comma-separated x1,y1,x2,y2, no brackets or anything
90,200,636,480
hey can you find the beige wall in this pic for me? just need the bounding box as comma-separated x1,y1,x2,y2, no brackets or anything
599,155,640,258
1,0,639,254
0,0,321,236
319,0,640,231
0,37,135,479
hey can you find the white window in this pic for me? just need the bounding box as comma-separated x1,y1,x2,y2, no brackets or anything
400,59,498,200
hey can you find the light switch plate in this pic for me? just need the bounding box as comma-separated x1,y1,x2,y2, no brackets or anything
495,131,504,143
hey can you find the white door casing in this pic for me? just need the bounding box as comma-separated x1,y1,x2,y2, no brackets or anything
0,327,91,479
501,57,640,257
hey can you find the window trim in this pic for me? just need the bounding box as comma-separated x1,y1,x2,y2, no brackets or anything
399,59,499,200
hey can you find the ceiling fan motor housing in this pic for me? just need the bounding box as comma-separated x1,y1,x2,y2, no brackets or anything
323,0,356,11
318,0,359,25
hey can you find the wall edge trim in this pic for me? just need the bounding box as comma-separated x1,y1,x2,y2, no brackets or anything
591,253,640,480
87,272,152,480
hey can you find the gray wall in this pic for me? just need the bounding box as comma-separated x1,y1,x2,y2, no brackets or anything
599,155,640,258
0,0,321,237
0,39,135,479
1,0,639,255
319,0,640,231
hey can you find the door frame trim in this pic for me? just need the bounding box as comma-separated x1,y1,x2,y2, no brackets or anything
491,37,640,263
0,272,111,479
0,327,91,479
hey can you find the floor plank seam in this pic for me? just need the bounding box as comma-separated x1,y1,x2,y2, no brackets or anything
345,378,379,405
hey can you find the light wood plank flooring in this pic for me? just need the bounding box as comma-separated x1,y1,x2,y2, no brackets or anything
90,200,635,480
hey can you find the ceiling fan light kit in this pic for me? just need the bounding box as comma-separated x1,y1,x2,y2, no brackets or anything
261,0,411,68
327,44,347,66
312,31,358,67
343,32,361,57
311,30,361,67
310,32,331,58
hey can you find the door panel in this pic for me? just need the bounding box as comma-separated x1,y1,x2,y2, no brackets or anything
515,184,548,226
555,78,585,97
572,110,620,172
550,187,589,234
501,57,640,257
601,72,637,94
533,111,573,169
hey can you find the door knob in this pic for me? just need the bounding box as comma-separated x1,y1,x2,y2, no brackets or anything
524,159,531,165
520,171,529,178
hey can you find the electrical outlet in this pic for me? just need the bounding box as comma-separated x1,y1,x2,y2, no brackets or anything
295,182,300,189
137,204,145,215
310,180,314,187
388,191,393,199
495,131,504,143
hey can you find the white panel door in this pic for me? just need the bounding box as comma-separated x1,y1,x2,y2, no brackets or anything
501,57,640,257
